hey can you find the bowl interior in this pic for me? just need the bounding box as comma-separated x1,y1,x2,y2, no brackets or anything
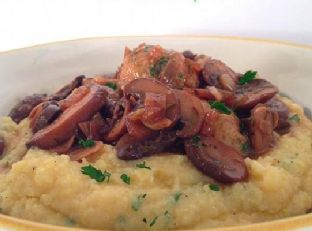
0,36,311,116
0,36,312,231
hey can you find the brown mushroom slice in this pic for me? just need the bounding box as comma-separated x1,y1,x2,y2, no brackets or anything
126,108,157,140
265,97,290,135
59,86,89,111
70,141,103,161
183,50,196,60
49,75,85,101
30,101,61,133
9,93,47,124
124,78,180,125
104,99,131,142
199,108,219,137
184,135,248,183
141,92,174,130
202,59,237,91
250,104,279,154
195,87,234,107
175,90,205,138
49,136,75,154
235,79,278,109
28,85,107,149
78,113,108,140
83,75,118,86
0,136,5,156
116,130,176,160
158,52,187,89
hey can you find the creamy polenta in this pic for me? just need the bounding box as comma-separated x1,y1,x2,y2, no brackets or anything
0,97,311,230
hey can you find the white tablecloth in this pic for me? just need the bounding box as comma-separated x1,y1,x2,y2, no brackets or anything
0,0,311,51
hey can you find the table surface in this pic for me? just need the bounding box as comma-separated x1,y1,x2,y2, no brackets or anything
0,0,311,52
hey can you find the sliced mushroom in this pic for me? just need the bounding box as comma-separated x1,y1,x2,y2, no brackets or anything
70,141,103,161
200,102,246,151
175,90,205,138
235,79,278,109
250,104,279,154
195,87,234,107
124,78,180,126
183,50,196,60
83,75,118,87
78,113,108,140
116,130,176,160
0,136,5,156
184,135,248,183
30,101,61,133
49,136,75,154
158,52,187,89
140,92,173,130
265,97,290,135
202,59,237,91
104,99,131,142
59,86,89,111
28,85,107,149
9,94,47,123
126,108,157,140
49,75,85,101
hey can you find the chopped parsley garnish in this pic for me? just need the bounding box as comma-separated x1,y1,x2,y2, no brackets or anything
79,139,95,148
104,82,117,90
241,142,250,153
209,183,220,191
64,218,76,226
149,66,156,77
173,192,183,202
149,215,159,227
81,165,111,183
144,45,152,52
136,161,151,170
149,56,169,78
289,114,300,123
143,211,169,227
120,174,131,185
209,101,232,115
178,72,184,80
131,194,147,211
191,135,201,147
239,70,257,85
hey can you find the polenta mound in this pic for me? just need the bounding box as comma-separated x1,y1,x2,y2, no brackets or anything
0,97,311,230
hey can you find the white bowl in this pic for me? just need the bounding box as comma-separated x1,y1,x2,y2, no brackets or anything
0,36,311,231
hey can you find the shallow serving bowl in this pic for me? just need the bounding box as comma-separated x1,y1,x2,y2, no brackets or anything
0,36,311,230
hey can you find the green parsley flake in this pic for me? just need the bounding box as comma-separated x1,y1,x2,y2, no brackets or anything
81,165,111,183
209,183,220,191
104,82,117,90
79,139,95,148
120,174,131,185
131,194,147,211
149,56,169,78
144,45,152,52
149,215,159,227
136,161,151,170
241,142,250,153
178,72,184,80
173,192,183,202
209,101,232,115
289,114,300,123
191,135,201,147
149,65,156,77
239,70,257,85
64,218,76,226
